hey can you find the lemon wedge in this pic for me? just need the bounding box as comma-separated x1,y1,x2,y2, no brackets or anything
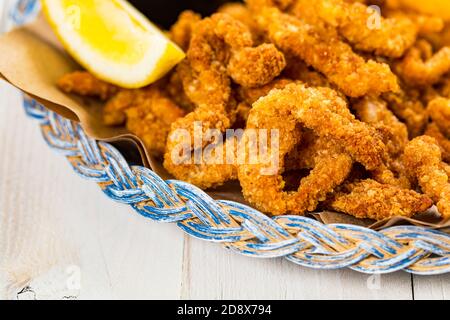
397,0,450,20
42,0,185,88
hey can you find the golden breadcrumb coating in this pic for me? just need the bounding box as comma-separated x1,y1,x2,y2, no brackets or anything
163,104,238,189
299,0,417,58
382,87,428,138
104,87,185,156
427,97,450,137
227,43,286,88
396,42,450,87
58,71,118,100
404,136,450,219
386,8,444,37
218,2,265,43
56,0,450,221
353,97,411,189
328,179,433,220
354,97,409,157
258,7,399,97
238,83,384,215
238,78,294,105
169,10,201,51
425,122,450,163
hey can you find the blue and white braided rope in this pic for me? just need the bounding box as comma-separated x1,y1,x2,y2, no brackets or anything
23,96,450,275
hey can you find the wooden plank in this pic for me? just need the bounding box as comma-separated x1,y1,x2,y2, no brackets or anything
0,83,185,299
413,275,450,300
181,237,413,300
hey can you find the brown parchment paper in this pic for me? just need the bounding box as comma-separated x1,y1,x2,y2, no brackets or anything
0,17,449,232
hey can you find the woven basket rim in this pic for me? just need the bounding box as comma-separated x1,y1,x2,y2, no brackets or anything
22,96,450,275
7,0,450,275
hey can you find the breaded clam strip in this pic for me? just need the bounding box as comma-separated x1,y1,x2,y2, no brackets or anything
239,83,388,215
257,7,399,97
328,179,433,220
58,71,118,100
382,87,428,138
353,97,409,158
169,11,201,51
427,97,450,137
294,0,417,57
404,136,450,219
396,43,450,87
425,123,450,163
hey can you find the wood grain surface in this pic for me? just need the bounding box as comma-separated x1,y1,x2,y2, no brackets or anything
0,82,448,300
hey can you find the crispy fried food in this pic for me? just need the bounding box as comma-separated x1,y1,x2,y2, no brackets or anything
104,87,185,156
442,162,450,177
382,87,428,138
353,97,409,158
218,2,264,43
425,122,450,163
328,179,433,220
396,41,450,87
181,13,286,104
385,8,444,37
282,58,334,88
58,71,118,100
238,78,294,105
57,0,450,221
227,43,286,88
238,83,389,214
239,85,353,215
181,13,253,106
163,105,238,189
166,69,196,112
258,7,399,97
426,22,450,49
427,97,450,137
404,136,450,219
169,10,202,51
296,0,417,58
353,97,411,188
165,13,288,188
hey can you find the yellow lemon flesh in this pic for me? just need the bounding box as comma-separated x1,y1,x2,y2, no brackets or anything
42,0,185,88
398,0,450,21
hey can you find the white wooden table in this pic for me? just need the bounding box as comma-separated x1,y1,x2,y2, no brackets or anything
0,82,449,300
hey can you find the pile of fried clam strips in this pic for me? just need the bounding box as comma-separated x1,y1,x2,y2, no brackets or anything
57,0,450,226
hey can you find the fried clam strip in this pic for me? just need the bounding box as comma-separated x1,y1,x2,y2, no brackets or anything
353,97,411,188
218,2,264,43
58,71,118,100
385,8,444,37
238,78,294,105
169,10,201,51
227,43,286,88
328,179,433,220
239,84,386,215
293,0,417,58
179,13,285,105
164,14,286,188
180,13,252,107
382,87,428,138
257,7,399,97
282,58,334,88
164,104,238,189
404,136,450,219
103,87,185,156
425,122,450,163
396,41,450,87
427,97,450,137
353,97,409,158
